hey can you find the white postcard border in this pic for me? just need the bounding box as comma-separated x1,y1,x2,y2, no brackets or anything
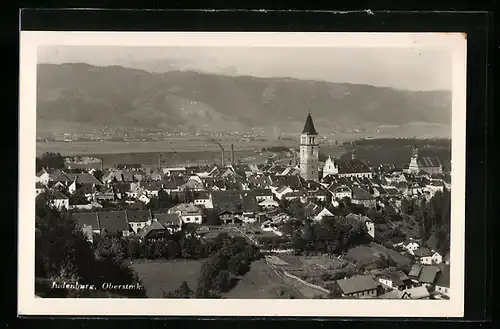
19,32,466,317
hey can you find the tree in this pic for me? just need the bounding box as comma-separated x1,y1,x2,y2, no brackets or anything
93,170,104,182
36,152,65,172
70,188,89,205
35,198,146,297
164,280,193,298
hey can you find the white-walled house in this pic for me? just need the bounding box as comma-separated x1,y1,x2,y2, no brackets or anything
413,248,435,265
35,182,45,195
271,185,294,200
194,191,213,209
254,188,274,202
126,210,153,233
36,170,52,186
431,251,443,264
404,242,421,254
330,185,352,200
259,199,279,209
168,203,203,225
313,207,335,222
49,191,70,210
138,193,151,204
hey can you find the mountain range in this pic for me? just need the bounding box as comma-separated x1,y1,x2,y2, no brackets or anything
36,63,452,134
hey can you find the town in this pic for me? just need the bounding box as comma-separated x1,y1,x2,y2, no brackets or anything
35,113,451,300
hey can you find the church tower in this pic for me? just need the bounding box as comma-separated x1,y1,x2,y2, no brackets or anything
408,145,420,173
299,113,319,182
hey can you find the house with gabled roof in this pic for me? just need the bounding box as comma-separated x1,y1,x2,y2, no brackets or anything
97,211,131,237
272,185,294,200
259,198,279,209
253,188,274,202
402,285,430,299
69,201,103,211
282,191,303,201
336,275,380,298
162,167,187,176
376,269,412,290
168,203,203,225
140,181,162,197
36,169,52,186
154,213,183,233
417,157,443,175
192,190,213,209
417,265,440,288
47,190,70,210
413,247,442,265
329,184,352,200
94,186,115,201
35,182,45,195
334,158,373,179
303,189,329,203
408,264,423,283
247,174,273,189
65,172,103,186
351,187,376,208
138,220,169,240
312,207,335,222
379,289,410,299
434,264,450,297
210,190,260,223
126,209,152,233
72,212,101,242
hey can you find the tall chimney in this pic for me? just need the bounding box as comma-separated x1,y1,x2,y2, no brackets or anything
230,144,235,165
221,149,225,167
100,158,103,171
292,148,297,166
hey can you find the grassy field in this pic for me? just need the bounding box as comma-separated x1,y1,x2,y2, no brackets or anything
222,259,303,299
36,139,297,156
346,243,411,268
130,259,204,298
36,139,346,166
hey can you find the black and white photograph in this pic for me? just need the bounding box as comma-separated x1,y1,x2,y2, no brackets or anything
19,32,466,317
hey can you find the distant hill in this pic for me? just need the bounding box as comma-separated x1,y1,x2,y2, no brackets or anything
37,63,452,133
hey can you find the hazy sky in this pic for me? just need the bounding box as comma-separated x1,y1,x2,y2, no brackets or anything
38,46,452,91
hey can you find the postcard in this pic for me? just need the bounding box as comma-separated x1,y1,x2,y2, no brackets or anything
19,31,466,317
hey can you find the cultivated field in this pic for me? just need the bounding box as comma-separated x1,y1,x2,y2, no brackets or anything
265,254,347,298
346,243,411,268
36,139,297,157
130,259,205,298
36,139,346,166
223,259,303,299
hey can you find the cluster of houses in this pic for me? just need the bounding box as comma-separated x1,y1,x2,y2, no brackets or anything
333,234,450,300
335,258,450,300
35,148,451,245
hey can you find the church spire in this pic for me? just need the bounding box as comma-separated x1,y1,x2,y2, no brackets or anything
412,145,419,158
302,113,318,135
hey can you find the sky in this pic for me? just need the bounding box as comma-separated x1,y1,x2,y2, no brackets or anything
38,46,452,91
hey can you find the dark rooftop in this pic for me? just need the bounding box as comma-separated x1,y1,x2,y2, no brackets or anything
301,113,318,135
336,275,379,295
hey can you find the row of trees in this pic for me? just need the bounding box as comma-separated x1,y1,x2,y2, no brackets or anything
164,233,262,298
35,197,146,298
290,216,372,255
413,190,451,254
93,224,219,261
36,152,65,172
